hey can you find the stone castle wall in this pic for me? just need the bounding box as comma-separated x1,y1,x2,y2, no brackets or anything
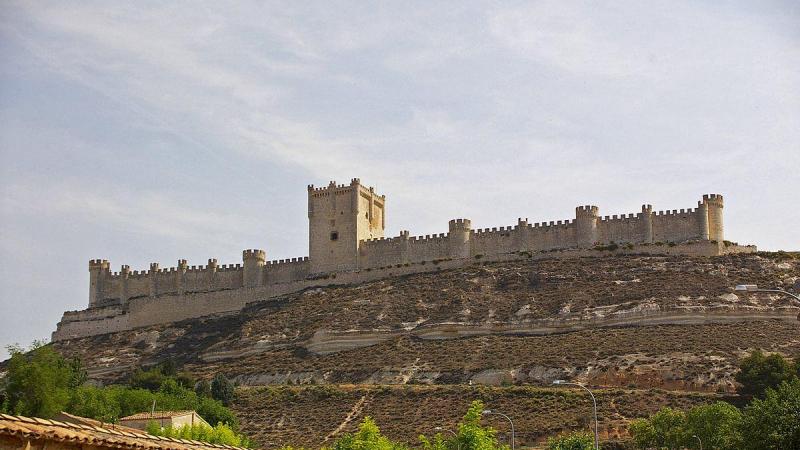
54,183,750,342
52,240,756,342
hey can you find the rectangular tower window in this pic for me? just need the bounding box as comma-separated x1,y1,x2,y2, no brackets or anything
330,231,338,241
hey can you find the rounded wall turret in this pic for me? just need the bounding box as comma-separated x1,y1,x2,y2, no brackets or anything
575,205,599,248
243,249,266,287
641,204,654,243
448,219,472,259
702,194,724,242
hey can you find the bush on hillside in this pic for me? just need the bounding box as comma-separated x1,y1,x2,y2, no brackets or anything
419,400,509,450
211,373,235,406
735,350,797,398
546,431,594,450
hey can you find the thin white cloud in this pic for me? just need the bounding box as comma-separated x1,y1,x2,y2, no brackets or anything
1,180,258,244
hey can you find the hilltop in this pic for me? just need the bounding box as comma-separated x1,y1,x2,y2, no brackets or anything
50,252,799,446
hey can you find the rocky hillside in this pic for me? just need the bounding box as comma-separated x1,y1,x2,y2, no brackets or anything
50,252,799,446
234,385,722,448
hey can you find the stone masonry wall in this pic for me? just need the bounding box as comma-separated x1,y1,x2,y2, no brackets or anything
58,191,743,341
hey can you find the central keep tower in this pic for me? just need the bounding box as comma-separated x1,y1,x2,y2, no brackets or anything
308,178,385,273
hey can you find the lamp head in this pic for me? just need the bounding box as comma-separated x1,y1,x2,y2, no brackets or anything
735,284,758,291
482,410,492,415
553,380,565,385
434,427,443,431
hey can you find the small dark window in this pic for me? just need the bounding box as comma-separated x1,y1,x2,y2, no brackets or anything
330,231,339,241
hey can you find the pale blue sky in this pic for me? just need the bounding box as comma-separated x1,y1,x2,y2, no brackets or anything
1,1,798,359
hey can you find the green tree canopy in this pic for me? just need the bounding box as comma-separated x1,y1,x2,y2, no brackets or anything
419,400,508,450
739,378,800,450
211,373,235,406
629,407,686,450
684,401,742,450
735,350,797,398
1,341,85,417
332,416,407,450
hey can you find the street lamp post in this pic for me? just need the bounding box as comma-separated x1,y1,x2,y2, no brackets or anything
434,427,459,450
735,285,800,321
735,284,800,302
692,434,703,450
481,410,515,450
553,380,599,450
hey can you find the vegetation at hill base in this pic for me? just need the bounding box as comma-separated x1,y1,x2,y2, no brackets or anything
630,380,800,449
146,421,251,447
0,341,251,447
545,431,594,450
3,340,800,449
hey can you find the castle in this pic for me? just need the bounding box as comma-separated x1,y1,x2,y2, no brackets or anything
53,178,755,341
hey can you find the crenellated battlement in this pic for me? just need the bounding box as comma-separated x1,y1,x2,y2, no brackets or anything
243,249,266,261
575,205,599,216
63,179,749,341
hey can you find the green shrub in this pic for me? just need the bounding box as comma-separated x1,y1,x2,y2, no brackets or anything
546,431,594,449
420,400,509,450
332,416,407,450
211,373,235,406
739,379,800,450
146,421,252,447
735,350,797,398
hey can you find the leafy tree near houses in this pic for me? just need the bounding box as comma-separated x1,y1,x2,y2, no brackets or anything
629,407,687,450
735,350,797,398
1,341,85,417
683,401,742,450
211,373,235,406
739,379,800,450
545,431,594,450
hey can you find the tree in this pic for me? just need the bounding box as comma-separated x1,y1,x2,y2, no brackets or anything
332,416,407,450
735,350,797,398
195,380,212,398
419,400,508,450
684,401,742,450
211,373,235,406
129,367,168,391
739,379,800,450
546,431,593,450
1,342,80,418
629,407,686,450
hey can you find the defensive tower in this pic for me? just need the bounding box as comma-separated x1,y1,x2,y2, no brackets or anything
575,205,599,248
308,178,385,273
88,259,110,307
448,219,472,258
243,249,266,287
703,194,724,242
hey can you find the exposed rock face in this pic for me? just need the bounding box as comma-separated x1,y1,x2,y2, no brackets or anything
52,253,799,393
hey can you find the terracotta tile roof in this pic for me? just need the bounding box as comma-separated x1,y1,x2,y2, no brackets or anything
120,411,196,421
0,413,252,450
